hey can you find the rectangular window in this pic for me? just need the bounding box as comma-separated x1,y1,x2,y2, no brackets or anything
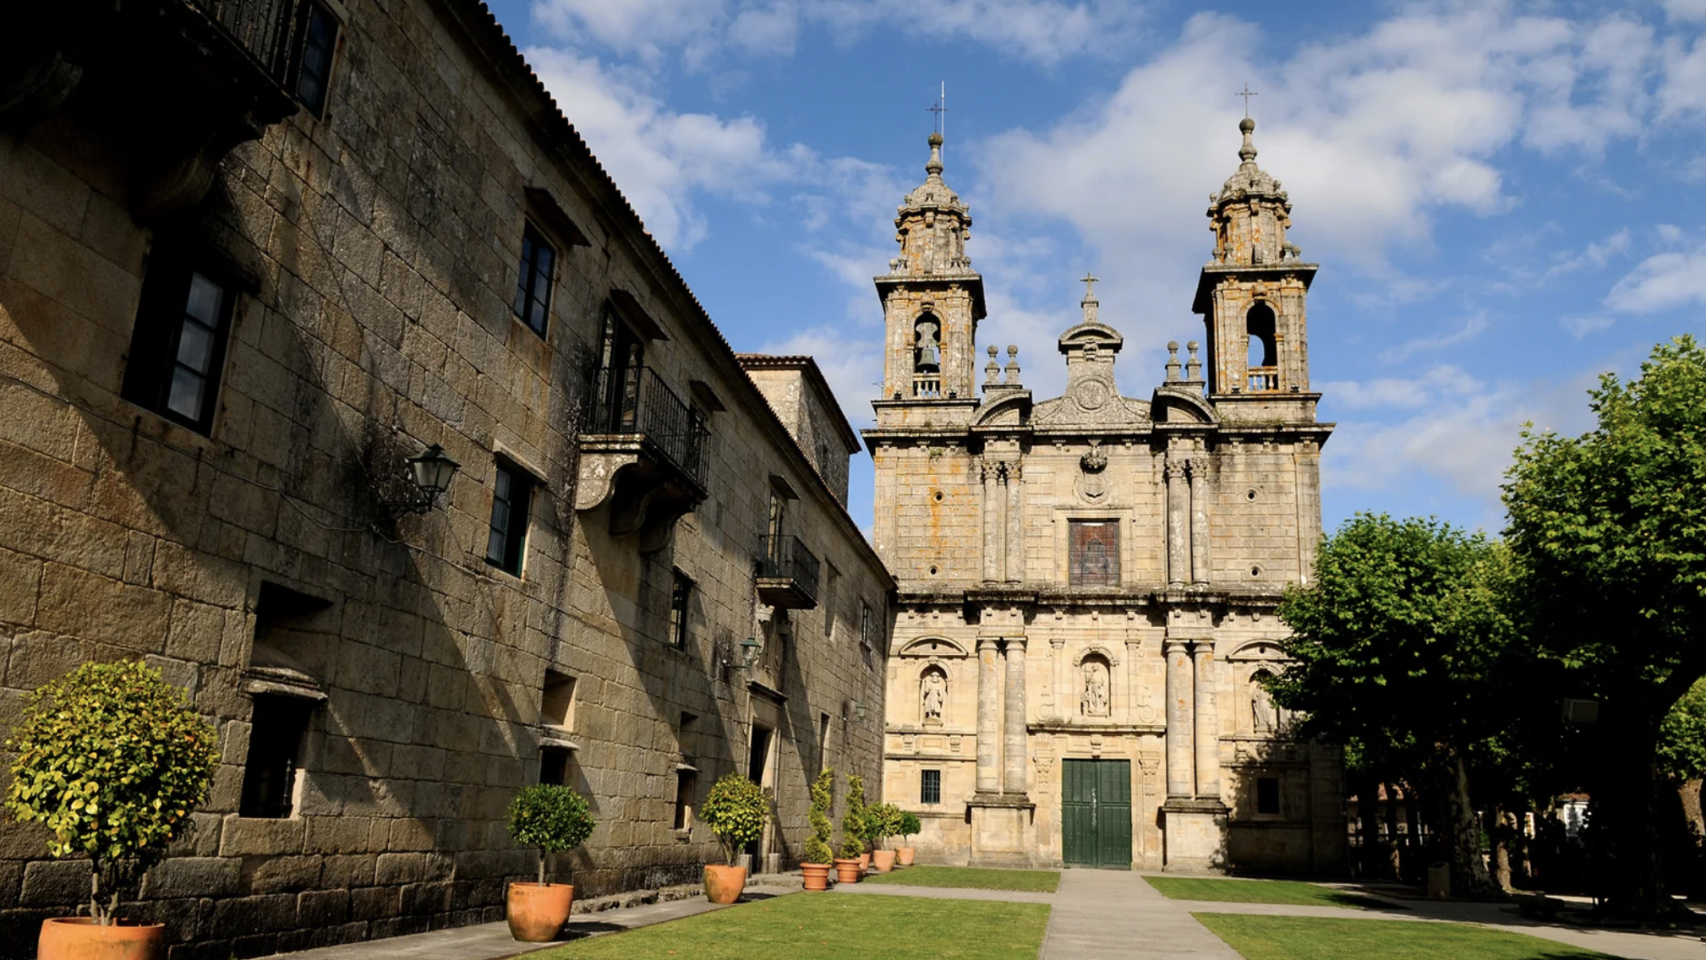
823,564,839,637
121,259,235,434
486,459,534,575
669,571,693,648
512,224,556,336
1256,776,1281,815
921,769,941,805
1069,519,1120,587
818,712,831,773
541,670,575,729
240,695,314,818
540,746,574,786
292,1,340,117
673,770,697,830
860,601,873,668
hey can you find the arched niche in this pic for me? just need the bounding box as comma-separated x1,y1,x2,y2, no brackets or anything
1076,651,1114,718
919,664,948,726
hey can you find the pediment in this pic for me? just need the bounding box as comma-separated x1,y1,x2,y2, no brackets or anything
897,636,970,658
1150,386,1217,424
972,392,1031,427
1225,639,1287,662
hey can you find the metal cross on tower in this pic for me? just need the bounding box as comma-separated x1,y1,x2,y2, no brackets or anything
1237,83,1258,117
927,82,946,136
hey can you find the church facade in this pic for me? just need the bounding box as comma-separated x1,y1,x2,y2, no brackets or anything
870,122,1346,873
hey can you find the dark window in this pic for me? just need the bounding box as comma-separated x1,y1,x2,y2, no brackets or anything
823,565,839,637
1247,302,1277,370
1256,776,1281,815
292,2,340,117
1069,520,1120,587
669,571,692,648
860,601,874,667
591,308,645,431
921,769,941,805
513,225,556,336
673,770,697,830
540,746,574,786
240,696,314,818
542,670,575,728
818,712,831,774
121,258,235,434
486,460,534,575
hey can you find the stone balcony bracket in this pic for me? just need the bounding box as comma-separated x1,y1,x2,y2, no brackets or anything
575,435,708,552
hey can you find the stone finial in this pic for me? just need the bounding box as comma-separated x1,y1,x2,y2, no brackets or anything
985,344,1000,385
1165,341,1181,382
1080,272,1100,325
1004,345,1021,384
926,132,944,176
1238,117,1257,164
1186,340,1203,382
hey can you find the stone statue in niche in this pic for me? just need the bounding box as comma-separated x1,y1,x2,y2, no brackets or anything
1251,670,1279,733
1080,660,1110,717
921,668,946,724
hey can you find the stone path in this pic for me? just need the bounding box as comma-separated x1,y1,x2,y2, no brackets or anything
1040,870,1240,960
832,882,1056,904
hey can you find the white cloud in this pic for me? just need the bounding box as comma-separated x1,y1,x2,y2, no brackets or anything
1659,33,1706,117
1562,315,1616,338
809,0,1146,66
1378,313,1490,363
1546,228,1633,276
533,0,723,61
1664,0,1706,23
1605,236,1706,312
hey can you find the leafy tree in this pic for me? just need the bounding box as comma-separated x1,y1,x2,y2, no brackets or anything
803,769,835,865
898,811,922,847
1504,335,1706,915
701,772,768,867
1658,680,1706,783
506,784,596,885
866,802,904,849
4,660,219,924
1269,514,1518,897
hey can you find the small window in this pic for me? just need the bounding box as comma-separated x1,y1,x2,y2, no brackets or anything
292,1,340,117
818,712,831,774
921,769,941,805
513,225,556,337
673,769,697,830
823,565,839,638
486,459,534,575
1256,776,1281,815
542,670,575,729
860,601,874,668
669,571,693,648
1069,519,1120,587
540,746,574,786
121,258,236,434
240,695,314,818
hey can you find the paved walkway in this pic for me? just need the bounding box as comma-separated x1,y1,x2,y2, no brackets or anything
1040,871,1239,960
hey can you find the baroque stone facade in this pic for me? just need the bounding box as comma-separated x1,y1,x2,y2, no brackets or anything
872,126,1345,873
0,0,890,956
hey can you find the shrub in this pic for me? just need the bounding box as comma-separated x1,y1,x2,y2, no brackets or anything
803,769,834,865
868,802,904,849
898,811,922,845
839,774,868,859
702,772,769,866
507,784,596,884
4,660,218,924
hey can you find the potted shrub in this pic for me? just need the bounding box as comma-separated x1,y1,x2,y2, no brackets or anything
5,660,218,960
505,784,596,942
841,775,871,878
869,803,901,872
701,772,768,904
834,798,864,884
896,811,922,866
801,769,835,891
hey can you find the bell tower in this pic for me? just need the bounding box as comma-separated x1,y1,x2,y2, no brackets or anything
1192,117,1318,420
875,133,987,412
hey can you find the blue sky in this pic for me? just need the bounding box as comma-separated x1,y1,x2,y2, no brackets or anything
486,0,1706,536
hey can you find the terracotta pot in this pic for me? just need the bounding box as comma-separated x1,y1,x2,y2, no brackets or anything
871,849,896,873
704,864,747,904
897,847,916,867
833,858,863,884
38,918,165,960
506,882,574,942
800,862,831,891
858,852,871,873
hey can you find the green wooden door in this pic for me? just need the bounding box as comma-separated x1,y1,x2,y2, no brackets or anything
1061,759,1132,870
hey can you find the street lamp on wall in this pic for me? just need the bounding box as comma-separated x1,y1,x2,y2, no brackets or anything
386,444,460,516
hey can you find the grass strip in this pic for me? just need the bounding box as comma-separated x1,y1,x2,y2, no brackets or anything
1145,876,1401,910
531,891,1051,960
862,865,1061,893
1193,914,1615,960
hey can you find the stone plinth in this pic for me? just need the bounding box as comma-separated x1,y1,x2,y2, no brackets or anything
1161,798,1229,873
968,793,1036,868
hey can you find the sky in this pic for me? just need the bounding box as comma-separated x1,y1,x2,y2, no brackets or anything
484,0,1706,537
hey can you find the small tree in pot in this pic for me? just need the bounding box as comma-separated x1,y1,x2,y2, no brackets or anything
505,784,595,942
839,775,872,879
867,803,903,872
701,772,768,903
801,769,835,891
5,660,218,960
896,811,922,866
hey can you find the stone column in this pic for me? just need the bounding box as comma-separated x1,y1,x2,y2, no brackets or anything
1005,460,1024,583
1003,637,1028,794
1193,642,1220,799
982,462,1000,583
1164,638,1194,797
1165,460,1187,587
976,637,1001,794
1188,459,1209,585
1125,638,1143,722
1051,638,1066,721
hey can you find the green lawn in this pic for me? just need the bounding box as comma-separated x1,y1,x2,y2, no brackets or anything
862,865,1061,893
1194,915,1614,960
531,892,1051,960
1145,876,1400,910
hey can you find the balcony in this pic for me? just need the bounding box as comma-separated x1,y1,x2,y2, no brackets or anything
0,0,301,219
575,367,709,551
1246,367,1280,392
755,535,820,609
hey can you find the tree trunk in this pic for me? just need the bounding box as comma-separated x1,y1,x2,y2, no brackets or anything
1490,804,1512,892
537,851,545,886
1385,781,1402,881
1680,780,1704,846
1436,749,1498,898
1352,770,1382,880
1597,714,1672,916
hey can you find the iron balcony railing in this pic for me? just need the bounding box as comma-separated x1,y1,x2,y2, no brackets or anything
756,535,820,605
587,366,708,485
184,0,299,79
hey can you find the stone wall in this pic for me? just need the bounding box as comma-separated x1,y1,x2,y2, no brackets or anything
0,0,890,956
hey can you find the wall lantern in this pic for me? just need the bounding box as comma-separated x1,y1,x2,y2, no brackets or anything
388,444,460,516
739,636,762,670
